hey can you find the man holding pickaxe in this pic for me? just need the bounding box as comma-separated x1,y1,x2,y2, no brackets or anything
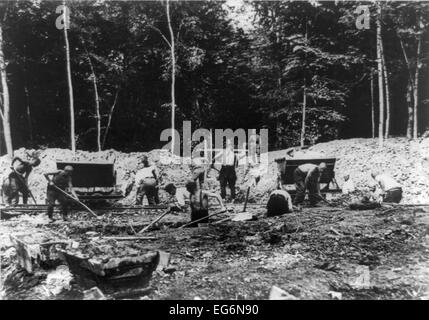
2,156,40,205
44,165,78,222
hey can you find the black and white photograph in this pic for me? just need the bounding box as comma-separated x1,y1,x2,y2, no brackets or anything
0,0,428,303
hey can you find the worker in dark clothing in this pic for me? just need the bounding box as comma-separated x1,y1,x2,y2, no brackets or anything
267,189,294,217
293,162,327,206
213,139,237,201
185,180,225,227
2,156,40,205
44,165,77,222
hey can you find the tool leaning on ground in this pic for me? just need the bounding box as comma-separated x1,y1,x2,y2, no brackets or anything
138,208,172,233
49,183,99,218
11,168,37,205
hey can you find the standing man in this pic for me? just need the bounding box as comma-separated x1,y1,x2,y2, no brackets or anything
293,162,327,206
214,139,237,202
371,171,403,203
134,155,160,205
44,165,77,222
2,156,40,205
185,180,225,227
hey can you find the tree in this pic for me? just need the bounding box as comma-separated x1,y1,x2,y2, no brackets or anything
376,3,384,147
166,0,176,153
0,13,12,158
62,0,75,152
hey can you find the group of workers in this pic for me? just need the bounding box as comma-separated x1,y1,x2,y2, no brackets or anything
1,142,404,224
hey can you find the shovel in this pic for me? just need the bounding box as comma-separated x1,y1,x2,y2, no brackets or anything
138,209,171,233
50,184,98,218
12,168,37,204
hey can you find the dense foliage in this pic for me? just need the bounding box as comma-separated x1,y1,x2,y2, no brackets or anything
0,0,428,153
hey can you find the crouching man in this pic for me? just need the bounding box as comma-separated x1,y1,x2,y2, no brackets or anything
44,165,77,222
371,171,402,203
185,181,226,227
164,183,190,212
267,189,294,217
293,162,327,206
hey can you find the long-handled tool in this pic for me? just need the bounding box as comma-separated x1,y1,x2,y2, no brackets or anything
179,208,227,229
50,184,98,218
138,209,171,233
12,168,37,204
316,193,333,206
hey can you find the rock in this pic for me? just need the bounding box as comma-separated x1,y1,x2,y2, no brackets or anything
328,291,342,300
83,287,107,300
163,266,177,274
349,265,371,289
44,265,73,296
156,251,171,271
269,286,298,300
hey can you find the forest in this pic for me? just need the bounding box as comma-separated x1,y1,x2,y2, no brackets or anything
0,0,428,156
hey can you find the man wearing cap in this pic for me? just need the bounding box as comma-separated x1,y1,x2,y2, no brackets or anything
2,156,41,205
44,165,78,221
293,162,327,206
371,171,402,203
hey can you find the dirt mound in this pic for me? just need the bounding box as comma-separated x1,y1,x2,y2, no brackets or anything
1,137,427,204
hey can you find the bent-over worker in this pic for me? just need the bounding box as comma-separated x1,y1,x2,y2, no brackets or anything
2,156,40,205
44,165,77,222
293,162,327,206
134,155,160,205
267,189,294,217
371,171,402,203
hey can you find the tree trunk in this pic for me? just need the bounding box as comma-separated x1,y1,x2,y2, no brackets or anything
376,4,384,148
370,68,375,138
406,80,413,139
413,25,422,139
166,0,176,154
24,85,33,146
301,83,306,148
0,23,13,158
86,52,101,151
63,0,75,152
102,88,119,149
300,20,308,148
381,42,391,139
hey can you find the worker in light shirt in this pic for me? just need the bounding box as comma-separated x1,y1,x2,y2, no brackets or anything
371,171,402,203
134,155,160,205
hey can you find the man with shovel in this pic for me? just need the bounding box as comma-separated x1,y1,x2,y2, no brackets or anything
44,165,78,222
293,162,327,207
2,155,40,205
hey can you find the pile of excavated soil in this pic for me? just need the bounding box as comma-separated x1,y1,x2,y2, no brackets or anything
0,137,428,205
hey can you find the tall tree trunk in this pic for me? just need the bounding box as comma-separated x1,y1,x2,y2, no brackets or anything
63,0,75,152
86,52,101,151
0,22,13,158
376,4,384,148
406,80,413,139
102,88,119,149
300,84,307,147
398,36,415,138
24,85,33,146
300,20,308,148
166,0,176,154
413,24,422,139
370,68,375,138
381,42,391,139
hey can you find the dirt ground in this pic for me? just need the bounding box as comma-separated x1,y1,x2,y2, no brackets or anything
1,201,429,300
